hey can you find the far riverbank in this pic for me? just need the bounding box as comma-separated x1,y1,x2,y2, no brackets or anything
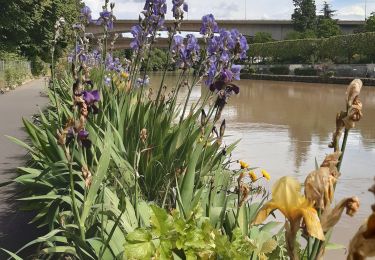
241,73,375,86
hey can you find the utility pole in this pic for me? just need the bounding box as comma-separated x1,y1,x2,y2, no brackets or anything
365,0,367,20
245,0,247,20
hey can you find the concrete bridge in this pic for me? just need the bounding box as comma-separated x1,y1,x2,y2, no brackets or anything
87,19,364,49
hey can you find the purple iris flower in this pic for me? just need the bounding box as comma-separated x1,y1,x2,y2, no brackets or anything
96,9,115,30
200,14,219,36
239,35,249,59
209,67,240,95
231,64,242,81
172,35,184,52
80,5,92,23
104,76,111,86
82,90,100,114
205,62,217,86
220,51,230,63
135,75,150,88
172,34,200,70
207,36,220,55
82,90,100,105
186,34,199,53
77,129,92,148
105,54,123,72
172,0,188,20
221,68,233,83
130,25,144,51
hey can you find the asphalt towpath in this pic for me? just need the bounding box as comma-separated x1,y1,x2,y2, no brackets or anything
0,78,48,257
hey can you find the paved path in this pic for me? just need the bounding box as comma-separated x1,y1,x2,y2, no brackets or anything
0,78,48,256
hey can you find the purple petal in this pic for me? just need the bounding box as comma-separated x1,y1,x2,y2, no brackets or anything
227,83,240,95
78,130,89,140
210,80,225,92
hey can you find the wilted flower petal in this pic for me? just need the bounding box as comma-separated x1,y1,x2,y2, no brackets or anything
320,197,360,232
304,152,341,209
348,181,375,260
343,96,363,129
346,79,363,107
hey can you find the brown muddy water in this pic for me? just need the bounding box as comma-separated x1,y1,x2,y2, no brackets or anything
150,72,375,259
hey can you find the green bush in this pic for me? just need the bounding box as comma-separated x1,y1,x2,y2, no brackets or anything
4,64,30,88
249,32,375,64
294,67,318,76
31,56,46,76
269,66,290,75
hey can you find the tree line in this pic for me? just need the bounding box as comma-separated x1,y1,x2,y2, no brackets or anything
0,0,82,75
252,0,375,44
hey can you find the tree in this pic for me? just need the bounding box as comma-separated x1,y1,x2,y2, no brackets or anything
320,1,335,19
317,2,341,38
317,18,341,38
0,0,82,65
292,0,317,32
253,32,275,43
365,12,375,32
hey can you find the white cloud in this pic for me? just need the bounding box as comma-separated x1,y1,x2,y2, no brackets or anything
83,0,374,21
339,5,365,16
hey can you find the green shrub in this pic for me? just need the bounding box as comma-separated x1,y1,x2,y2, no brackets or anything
294,67,318,76
31,56,46,76
269,66,290,75
249,32,375,64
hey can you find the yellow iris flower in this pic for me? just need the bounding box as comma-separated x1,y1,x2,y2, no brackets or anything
261,169,271,181
239,160,249,169
254,176,325,241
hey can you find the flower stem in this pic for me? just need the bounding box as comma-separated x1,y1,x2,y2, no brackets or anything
337,128,349,171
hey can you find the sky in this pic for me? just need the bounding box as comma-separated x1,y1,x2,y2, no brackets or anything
84,0,375,21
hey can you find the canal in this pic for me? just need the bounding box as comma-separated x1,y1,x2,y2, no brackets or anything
151,72,375,258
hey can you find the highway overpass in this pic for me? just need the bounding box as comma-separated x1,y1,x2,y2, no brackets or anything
86,19,365,49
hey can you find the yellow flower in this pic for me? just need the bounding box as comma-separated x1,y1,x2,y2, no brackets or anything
249,171,257,182
120,71,129,80
239,160,249,169
261,169,271,181
254,176,324,240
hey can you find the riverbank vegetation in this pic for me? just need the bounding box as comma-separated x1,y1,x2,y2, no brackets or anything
1,0,374,259
249,32,375,64
0,52,33,90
